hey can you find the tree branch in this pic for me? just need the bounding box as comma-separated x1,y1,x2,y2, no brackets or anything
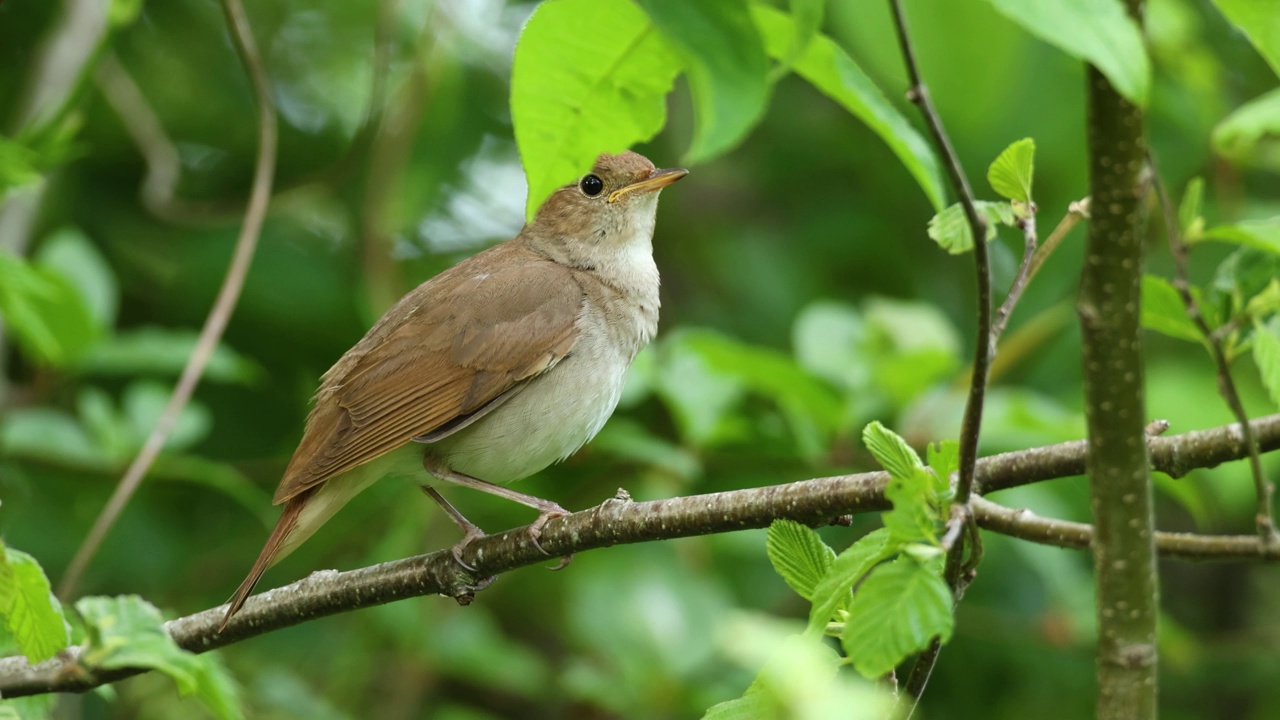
973,497,1280,560
57,0,278,599
1080,2,1158,714
4,415,1279,698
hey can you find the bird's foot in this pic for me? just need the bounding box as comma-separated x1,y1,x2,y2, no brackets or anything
526,502,572,569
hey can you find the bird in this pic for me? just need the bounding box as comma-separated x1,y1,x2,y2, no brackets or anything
219,150,686,630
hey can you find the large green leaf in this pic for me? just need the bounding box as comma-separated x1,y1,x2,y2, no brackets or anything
77,596,244,720
841,556,954,678
511,0,682,218
0,543,70,663
751,5,946,211
766,519,835,601
637,0,770,163
982,0,1149,107
1213,88,1280,171
1141,275,1204,344
806,528,892,636
1210,0,1280,76
1198,218,1280,254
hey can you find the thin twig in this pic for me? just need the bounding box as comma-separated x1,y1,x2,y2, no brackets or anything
888,0,992,706
972,496,1280,560
991,212,1038,341
1149,152,1277,544
1025,198,1090,287
57,0,278,599
4,415,1280,697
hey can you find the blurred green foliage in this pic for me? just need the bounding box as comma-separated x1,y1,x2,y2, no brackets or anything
1,0,1279,718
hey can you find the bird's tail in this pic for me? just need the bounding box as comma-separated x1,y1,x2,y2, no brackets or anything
219,487,316,632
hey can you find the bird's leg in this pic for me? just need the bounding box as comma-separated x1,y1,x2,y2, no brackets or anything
422,456,570,562
418,485,486,571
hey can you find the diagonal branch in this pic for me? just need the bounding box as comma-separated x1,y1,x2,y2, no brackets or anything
4,415,1279,698
57,0,278,600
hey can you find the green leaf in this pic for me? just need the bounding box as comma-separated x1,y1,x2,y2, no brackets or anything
1246,279,1280,319
1141,275,1204,344
77,327,263,384
0,135,42,197
590,417,702,480
1212,89,1280,172
751,5,946,211
0,696,56,720
511,0,682,219
987,138,1035,203
841,557,954,678
881,469,940,546
35,227,119,331
1179,177,1205,240
862,421,923,479
778,0,825,73
77,596,244,720
926,440,959,496
0,543,70,663
636,0,770,163
1199,218,1280,254
927,200,1016,255
766,520,836,601
1253,319,1280,408
806,528,892,636
1209,0,1280,76
0,249,99,365
982,0,1149,106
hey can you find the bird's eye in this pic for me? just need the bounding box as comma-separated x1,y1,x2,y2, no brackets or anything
580,174,604,197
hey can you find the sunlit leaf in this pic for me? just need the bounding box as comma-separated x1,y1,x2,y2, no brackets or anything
751,5,946,210
842,556,953,678
987,138,1035,203
862,421,922,480
1209,0,1280,76
512,0,682,218
1198,218,1280,254
982,0,1149,106
766,519,835,601
927,200,1016,255
637,0,770,163
1253,319,1280,408
1213,89,1280,171
806,528,891,635
77,596,244,720
1141,275,1204,344
0,543,70,663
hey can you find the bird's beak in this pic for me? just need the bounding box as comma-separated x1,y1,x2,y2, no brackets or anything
608,167,689,203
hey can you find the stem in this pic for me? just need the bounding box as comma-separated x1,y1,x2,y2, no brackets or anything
57,0,278,599
1149,153,1277,543
1080,1,1158,712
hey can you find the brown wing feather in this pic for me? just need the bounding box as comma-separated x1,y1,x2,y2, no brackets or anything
274,246,584,504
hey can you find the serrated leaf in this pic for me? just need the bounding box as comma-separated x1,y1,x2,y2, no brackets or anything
987,138,1035,203
1209,0,1280,76
882,468,940,546
927,200,1016,255
766,520,836,601
512,0,682,218
982,0,1149,106
806,528,892,636
1253,320,1280,409
1199,218,1280,254
841,557,954,678
1213,88,1280,172
637,0,770,164
1141,275,1204,344
751,5,946,211
0,543,70,663
1179,177,1205,240
77,596,243,720
862,421,922,479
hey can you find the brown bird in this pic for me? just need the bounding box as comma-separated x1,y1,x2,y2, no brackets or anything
220,151,686,630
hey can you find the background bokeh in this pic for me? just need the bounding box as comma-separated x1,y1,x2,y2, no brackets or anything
2,0,1278,717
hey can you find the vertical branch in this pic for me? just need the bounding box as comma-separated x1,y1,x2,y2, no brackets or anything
57,0,278,599
887,0,992,706
1080,3,1158,716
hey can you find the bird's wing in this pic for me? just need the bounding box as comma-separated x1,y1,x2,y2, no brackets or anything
273,258,584,504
